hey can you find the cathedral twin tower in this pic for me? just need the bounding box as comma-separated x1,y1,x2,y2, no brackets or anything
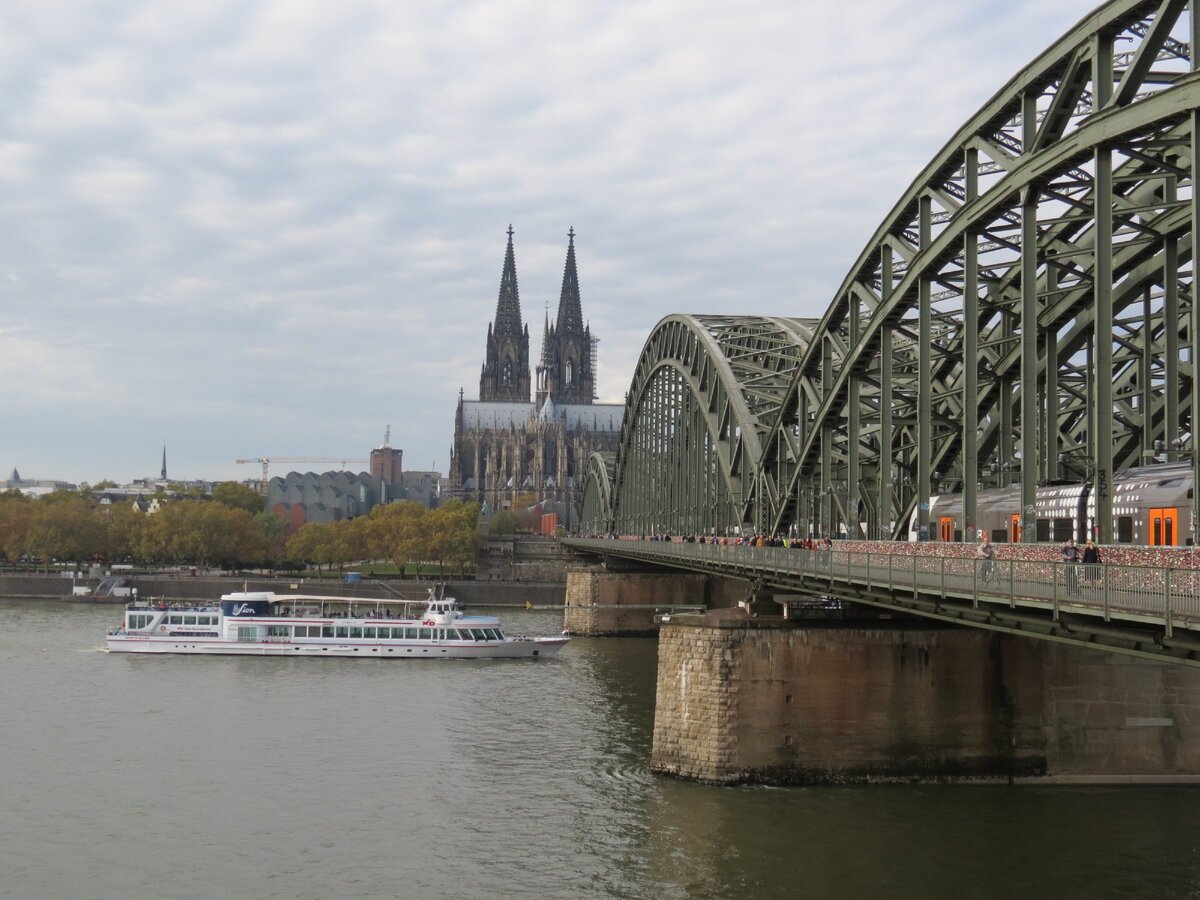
453,226,623,515
480,225,594,408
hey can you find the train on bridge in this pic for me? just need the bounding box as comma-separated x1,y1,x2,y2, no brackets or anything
917,462,1192,547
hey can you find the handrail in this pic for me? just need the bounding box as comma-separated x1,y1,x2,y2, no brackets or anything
563,538,1200,637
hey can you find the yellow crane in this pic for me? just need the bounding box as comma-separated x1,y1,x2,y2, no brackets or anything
236,457,370,494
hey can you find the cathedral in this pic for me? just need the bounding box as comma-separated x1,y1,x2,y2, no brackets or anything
450,227,623,523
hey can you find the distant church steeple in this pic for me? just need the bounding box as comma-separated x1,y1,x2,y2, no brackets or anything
479,225,531,402
537,227,594,407
161,445,167,481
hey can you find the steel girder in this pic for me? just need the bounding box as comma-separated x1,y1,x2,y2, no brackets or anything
584,0,1200,543
579,451,616,534
604,315,815,536
757,0,1200,543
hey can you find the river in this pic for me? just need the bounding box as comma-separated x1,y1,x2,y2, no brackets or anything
1,598,1197,899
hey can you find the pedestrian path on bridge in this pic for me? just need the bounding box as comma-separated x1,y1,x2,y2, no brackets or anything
564,538,1200,666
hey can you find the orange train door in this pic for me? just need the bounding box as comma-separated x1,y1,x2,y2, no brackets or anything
1149,507,1179,546
1010,514,1021,544
939,516,953,543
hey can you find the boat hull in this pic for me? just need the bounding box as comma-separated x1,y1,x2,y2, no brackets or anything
105,635,568,659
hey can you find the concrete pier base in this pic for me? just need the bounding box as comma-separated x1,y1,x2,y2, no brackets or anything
651,611,1200,784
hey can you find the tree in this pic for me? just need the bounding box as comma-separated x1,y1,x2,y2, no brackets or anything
285,521,353,572
0,491,33,563
430,500,480,577
488,510,518,535
212,481,266,515
28,495,106,565
136,501,268,568
366,502,429,572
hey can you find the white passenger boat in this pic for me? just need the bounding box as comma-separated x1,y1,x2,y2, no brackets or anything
105,590,569,659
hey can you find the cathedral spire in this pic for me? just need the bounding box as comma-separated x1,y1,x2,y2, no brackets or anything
493,224,523,336
555,226,584,335
479,225,532,402
161,445,167,481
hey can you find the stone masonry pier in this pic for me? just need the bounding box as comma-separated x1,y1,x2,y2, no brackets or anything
652,610,1200,785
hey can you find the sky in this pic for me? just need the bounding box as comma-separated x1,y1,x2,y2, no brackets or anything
1,0,1094,486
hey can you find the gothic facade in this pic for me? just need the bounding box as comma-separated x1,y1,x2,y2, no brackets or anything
450,227,623,524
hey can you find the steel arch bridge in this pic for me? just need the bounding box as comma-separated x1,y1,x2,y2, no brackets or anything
581,0,1200,543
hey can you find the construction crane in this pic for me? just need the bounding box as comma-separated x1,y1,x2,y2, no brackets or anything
236,457,369,494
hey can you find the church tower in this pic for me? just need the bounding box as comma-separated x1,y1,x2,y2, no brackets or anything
479,226,531,402
537,228,594,407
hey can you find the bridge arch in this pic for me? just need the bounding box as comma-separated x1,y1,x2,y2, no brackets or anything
606,315,814,536
582,0,1200,544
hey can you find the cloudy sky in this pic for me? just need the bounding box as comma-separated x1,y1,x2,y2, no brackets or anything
2,0,1091,486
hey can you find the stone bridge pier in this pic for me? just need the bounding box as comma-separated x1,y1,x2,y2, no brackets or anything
562,564,747,637
651,609,1200,785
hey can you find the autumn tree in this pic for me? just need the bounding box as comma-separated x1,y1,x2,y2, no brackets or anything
136,501,268,567
285,521,352,572
212,481,266,515
364,502,424,572
0,490,33,563
27,495,106,565
430,500,479,577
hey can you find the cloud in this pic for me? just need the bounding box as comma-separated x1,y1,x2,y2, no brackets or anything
0,0,1094,482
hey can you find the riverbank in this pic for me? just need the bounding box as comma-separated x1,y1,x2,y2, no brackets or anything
0,573,567,608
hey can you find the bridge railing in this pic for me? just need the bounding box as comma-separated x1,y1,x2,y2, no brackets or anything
565,539,1200,636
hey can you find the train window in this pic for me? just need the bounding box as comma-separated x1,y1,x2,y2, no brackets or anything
991,528,1008,543
1035,519,1051,542
1116,516,1133,543
1052,519,1074,542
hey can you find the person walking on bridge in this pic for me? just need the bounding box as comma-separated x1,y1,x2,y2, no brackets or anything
1061,538,1080,595
976,534,995,584
1081,539,1102,588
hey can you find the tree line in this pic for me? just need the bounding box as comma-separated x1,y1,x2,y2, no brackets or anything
0,484,479,574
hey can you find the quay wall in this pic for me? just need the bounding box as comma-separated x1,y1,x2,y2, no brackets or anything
652,613,1200,785
0,573,565,608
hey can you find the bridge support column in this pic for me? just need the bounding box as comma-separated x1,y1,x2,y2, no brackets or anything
563,567,719,636
651,614,1200,785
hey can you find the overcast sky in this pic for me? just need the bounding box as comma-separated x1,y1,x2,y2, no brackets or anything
2,0,1092,486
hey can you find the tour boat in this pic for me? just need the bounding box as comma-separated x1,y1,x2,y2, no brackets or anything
105,590,569,659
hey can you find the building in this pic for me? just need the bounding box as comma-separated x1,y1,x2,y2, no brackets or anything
450,227,623,524
3,468,76,497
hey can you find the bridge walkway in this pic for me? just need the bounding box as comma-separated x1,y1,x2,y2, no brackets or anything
564,538,1200,666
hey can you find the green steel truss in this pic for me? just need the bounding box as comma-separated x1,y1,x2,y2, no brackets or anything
585,0,1200,542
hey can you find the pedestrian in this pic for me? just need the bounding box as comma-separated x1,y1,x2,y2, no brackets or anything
976,534,995,584
1082,539,1102,586
1061,538,1080,594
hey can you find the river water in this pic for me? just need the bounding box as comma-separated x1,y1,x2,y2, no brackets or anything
2,598,1198,899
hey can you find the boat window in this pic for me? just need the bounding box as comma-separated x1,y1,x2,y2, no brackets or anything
492,629,505,640
236,626,258,643
323,626,334,638
404,627,418,640
419,627,433,641
267,625,290,638
471,629,488,641
184,615,197,626
335,626,349,639
169,615,183,624
350,627,363,639
363,627,376,639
